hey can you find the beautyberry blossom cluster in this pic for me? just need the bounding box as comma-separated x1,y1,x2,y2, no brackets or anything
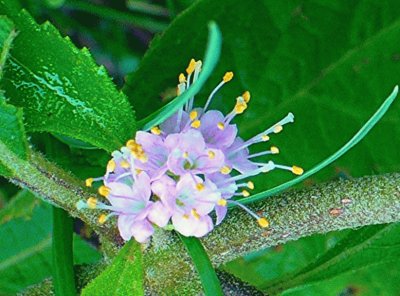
77,59,303,243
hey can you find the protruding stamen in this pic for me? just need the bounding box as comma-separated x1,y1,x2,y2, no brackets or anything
186,59,196,75
189,110,198,121
87,197,98,209
183,214,190,219
223,71,234,82
217,199,227,206
85,178,94,187
217,122,225,130
179,73,186,83
234,97,247,114
242,190,250,197
98,214,107,224
107,160,116,172
191,120,201,128
261,135,270,141
292,166,304,175
151,126,161,135
257,217,269,228
98,185,111,197
247,181,254,190
242,91,250,103
191,208,200,220
183,151,189,158
220,165,232,175
208,150,215,159
271,146,279,154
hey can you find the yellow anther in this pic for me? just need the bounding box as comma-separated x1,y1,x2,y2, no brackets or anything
271,146,279,154
151,126,161,135
189,110,198,121
191,209,200,220
261,135,270,141
274,125,283,133
258,217,269,228
183,151,189,158
208,150,215,159
196,183,205,191
292,166,304,175
179,73,186,83
217,122,225,130
107,159,116,172
242,190,250,197
191,120,201,128
135,169,142,174
126,139,136,149
138,153,148,163
85,178,94,187
247,181,254,190
234,97,247,114
223,71,234,82
120,160,130,169
186,59,196,75
98,185,111,197
87,197,97,209
98,214,107,224
220,165,232,175
183,214,190,219
217,199,227,206
242,91,251,103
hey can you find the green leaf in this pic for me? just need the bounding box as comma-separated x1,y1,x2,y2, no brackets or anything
179,235,223,296
0,99,28,177
81,240,144,296
138,21,221,130
0,190,101,295
0,16,16,80
123,0,400,190
0,3,136,152
224,223,400,295
237,85,398,205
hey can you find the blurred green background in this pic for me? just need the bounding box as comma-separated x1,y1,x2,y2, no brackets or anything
1,0,400,295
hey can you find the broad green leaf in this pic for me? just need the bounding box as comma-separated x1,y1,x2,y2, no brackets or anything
0,191,101,295
0,99,28,177
81,240,144,296
224,223,400,295
179,235,223,296
0,16,16,80
0,2,136,152
123,0,400,190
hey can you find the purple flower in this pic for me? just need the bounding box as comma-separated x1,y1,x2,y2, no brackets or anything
78,59,303,243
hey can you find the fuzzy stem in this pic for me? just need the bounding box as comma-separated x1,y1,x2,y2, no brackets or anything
143,173,400,294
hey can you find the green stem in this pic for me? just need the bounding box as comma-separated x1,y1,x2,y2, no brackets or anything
52,206,76,296
179,235,223,296
63,0,168,33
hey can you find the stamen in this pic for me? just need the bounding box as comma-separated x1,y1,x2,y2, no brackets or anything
247,181,254,190
183,214,190,219
292,166,304,175
120,160,130,169
183,151,189,158
191,208,200,220
203,71,234,113
273,125,283,133
179,73,186,83
242,190,250,197
98,214,107,224
151,126,161,135
242,91,250,103
196,183,205,191
186,59,196,75
87,197,98,209
271,146,279,154
217,199,227,206
248,147,279,159
107,160,116,172
98,185,111,197
257,217,269,228
208,150,215,159
234,96,247,114
191,120,201,128
85,178,94,187
217,122,225,130
189,110,198,121
220,165,232,175
261,135,270,141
